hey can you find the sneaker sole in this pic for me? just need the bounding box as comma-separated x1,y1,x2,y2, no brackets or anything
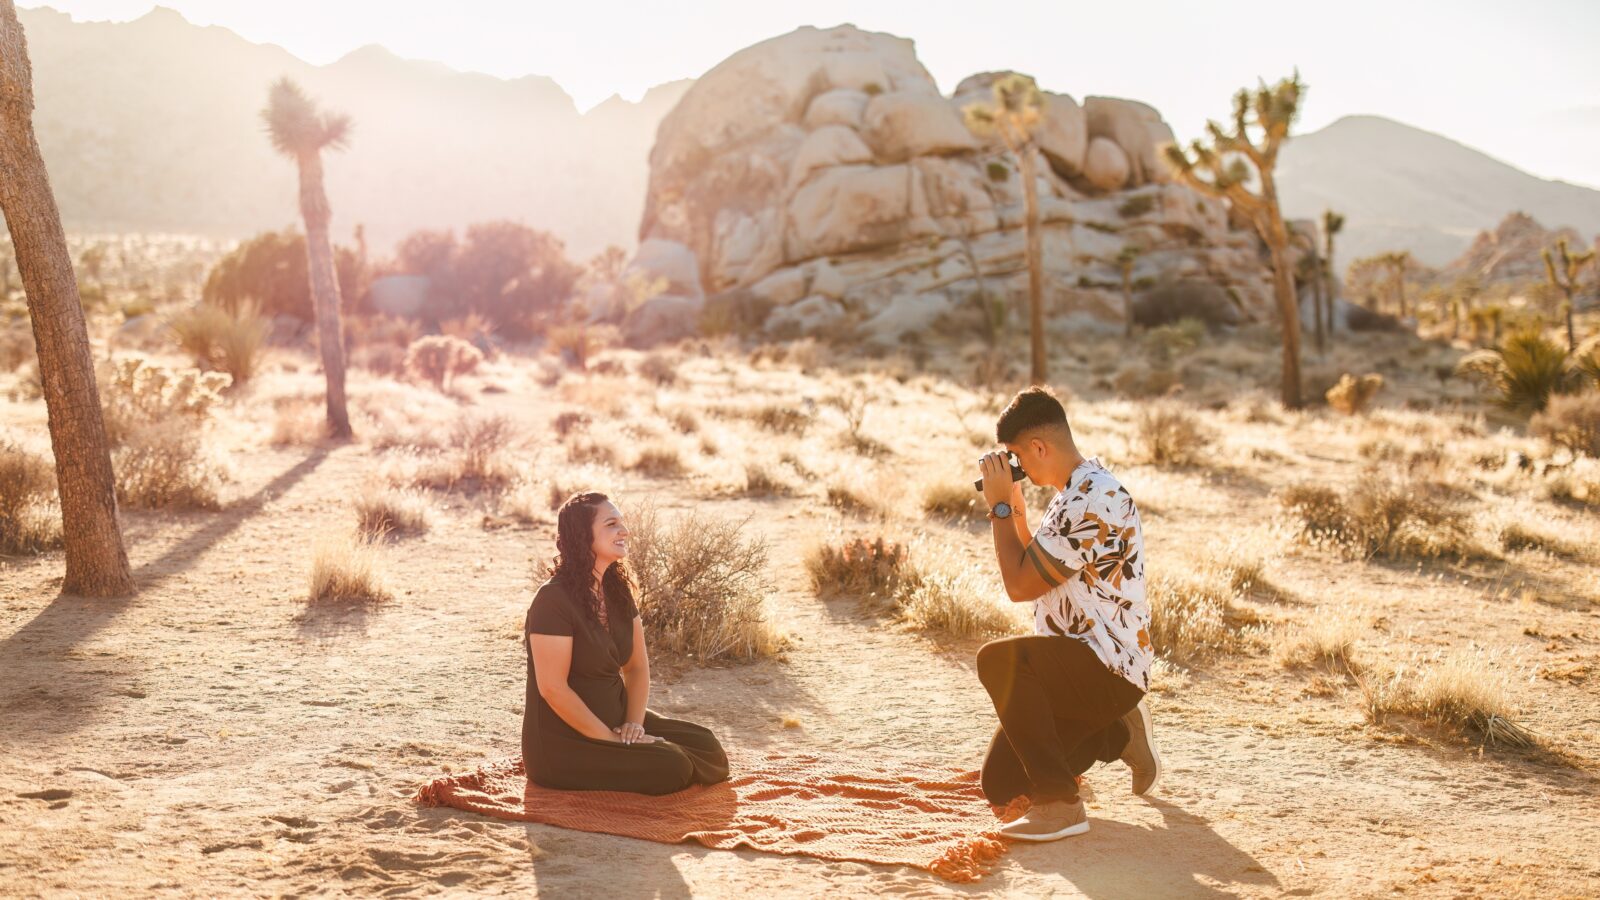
1002,820,1091,842
1135,699,1161,795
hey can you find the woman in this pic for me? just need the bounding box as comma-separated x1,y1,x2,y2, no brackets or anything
522,492,729,794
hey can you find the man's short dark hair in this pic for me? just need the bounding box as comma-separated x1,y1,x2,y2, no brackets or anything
995,386,1072,445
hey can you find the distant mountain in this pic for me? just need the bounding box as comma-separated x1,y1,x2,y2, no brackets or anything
1277,115,1600,268
18,5,689,259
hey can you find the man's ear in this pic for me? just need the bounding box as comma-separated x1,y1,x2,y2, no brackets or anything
1030,436,1049,458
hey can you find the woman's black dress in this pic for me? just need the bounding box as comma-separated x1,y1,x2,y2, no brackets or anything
521,579,728,794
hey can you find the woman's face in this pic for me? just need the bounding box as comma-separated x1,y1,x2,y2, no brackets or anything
589,500,629,565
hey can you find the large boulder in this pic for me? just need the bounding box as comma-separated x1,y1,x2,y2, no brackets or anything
1035,93,1088,178
803,88,870,130
1084,96,1176,185
1084,137,1131,192
627,238,703,301
624,294,704,346
786,164,929,260
788,125,875,188
861,90,979,162
765,294,846,337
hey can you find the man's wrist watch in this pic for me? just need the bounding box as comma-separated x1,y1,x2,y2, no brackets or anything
988,501,1012,520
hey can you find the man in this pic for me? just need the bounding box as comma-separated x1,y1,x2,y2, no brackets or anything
975,386,1160,842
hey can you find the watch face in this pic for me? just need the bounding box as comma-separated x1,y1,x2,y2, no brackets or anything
993,502,1012,518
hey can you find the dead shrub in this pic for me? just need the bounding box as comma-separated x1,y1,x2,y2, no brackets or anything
553,410,592,438
1146,567,1237,663
355,485,432,538
567,436,620,468
496,480,552,525
826,480,890,518
1113,367,1180,399
1499,521,1582,559
448,413,518,487
270,395,327,447
804,536,909,600
1136,404,1211,466
1530,392,1600,458
627,503,785,662
0,439,62,554
1281,477,1481,560
114,421,227,510
663,407,700,434
100,356,230,445
895,560,1025,639
752,403,814,436
405,335,483,391
637,351,681,386
308,531,391,604
1360,647,1533,748
741,463,793,497
1325,373,1384,416
1274,606,1362,671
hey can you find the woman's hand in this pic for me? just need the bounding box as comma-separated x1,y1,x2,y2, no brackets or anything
614,721,653,745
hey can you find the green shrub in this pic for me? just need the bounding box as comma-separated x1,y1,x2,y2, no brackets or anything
1141,318,1205,363
1455,330,1572,411
169,301,269,385
202,229,362,322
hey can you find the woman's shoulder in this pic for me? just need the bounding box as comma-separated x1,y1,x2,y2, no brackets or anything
531,578,571,604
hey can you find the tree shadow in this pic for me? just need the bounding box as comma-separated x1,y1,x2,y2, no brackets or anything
1006,796,1280,898
0,450,329,737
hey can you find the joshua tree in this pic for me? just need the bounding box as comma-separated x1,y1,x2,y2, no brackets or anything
1297,249,1325,355
1165,73,1308,408
1379,251,1411,319
964,73,1048,385
0,1,134,596
1542,237,1595,352
1321,209,1343,342
263,78,353,438
1116,246,1140,338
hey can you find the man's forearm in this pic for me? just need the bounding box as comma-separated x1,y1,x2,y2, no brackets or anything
991,515,1032,602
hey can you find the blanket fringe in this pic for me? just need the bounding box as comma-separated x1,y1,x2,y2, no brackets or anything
927,834,1009,883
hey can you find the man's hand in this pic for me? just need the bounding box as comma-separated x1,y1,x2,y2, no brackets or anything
979,451,1014,510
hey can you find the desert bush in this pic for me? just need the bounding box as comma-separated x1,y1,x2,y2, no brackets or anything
663,407,700,434
0,439,61,554
169,301,269,385
638,351,680,386
1498,521,1581,558
495,479,551,525
752,403,814,435
447,413,518,486
1455,330,1572,411
826,479,891,518
1361,647,1532,747
114,421,226,509
405,334,483,391
741,463,793,497
627,503,785,662
1530,392,1600,457
1136,404,1211,466
1325,373,1385,416
629,443,687,478
439,313,496,358
308,531,391,604
552,410,592,438
567,436,620,468
546,322,619,371
805,536,910,600
100,356,230,445
1543,457,1600,506
1112,367,1180,399
1133,280,1241,328
1280,477,1479,560
202,229,362,322
1141,318,1205,363
354,485,432,538
921,481,981,519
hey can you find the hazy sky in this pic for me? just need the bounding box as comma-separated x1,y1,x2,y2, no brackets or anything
23,0,1600,188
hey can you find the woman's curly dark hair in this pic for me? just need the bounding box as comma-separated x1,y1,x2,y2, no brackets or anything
548,491,637,632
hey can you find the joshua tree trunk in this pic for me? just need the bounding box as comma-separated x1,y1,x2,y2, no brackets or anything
295,150,351,438
1322,248,1337,342
1395,270,1408,319
1259,176,1303,408
1018,148,1046,384
1121,265,1134,339
1562,292,1576,353
1310,248,1326,356
0,1,134,597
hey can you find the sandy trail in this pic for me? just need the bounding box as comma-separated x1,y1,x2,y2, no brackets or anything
3,369,1599,898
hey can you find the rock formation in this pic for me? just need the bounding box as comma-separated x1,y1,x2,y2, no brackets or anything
1438,212,1591,285
628,24,1287,344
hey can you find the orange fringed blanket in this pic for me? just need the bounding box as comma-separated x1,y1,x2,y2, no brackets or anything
415,750,1012,882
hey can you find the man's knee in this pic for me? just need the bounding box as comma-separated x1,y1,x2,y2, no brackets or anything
976,638,1023,686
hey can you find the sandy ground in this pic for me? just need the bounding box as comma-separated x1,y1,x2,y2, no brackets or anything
3,351,1599,898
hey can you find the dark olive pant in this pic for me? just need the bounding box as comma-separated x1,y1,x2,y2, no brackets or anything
977,635,1144,806
528,710,729,796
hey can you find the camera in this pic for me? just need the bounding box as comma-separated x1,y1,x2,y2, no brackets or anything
973,452,1029,492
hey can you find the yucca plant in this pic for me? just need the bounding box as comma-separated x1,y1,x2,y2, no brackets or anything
1166,72,1308,408
1455,330,1574,411
963,74,1047,384
263,78,354,438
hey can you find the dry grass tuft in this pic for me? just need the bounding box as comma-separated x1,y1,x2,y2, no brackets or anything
752,403,814,435
354,485,432,538
896,561,1025,639
1136,404,1211,466
629,443,687,479
1145,565,1239,663
1325,373,1384,415
1274,606,1362,671
637,351,681,386
1530,392,1600,457
825,479,891,518
114,421,227,510
741,463,793,497
405,335,483,391
627,503,786,662
1361,647,1534,748
169,301,269,385
447,413,518,487
308,532,392,604
0,439,62,555
552,410,592,438
1280,477,1482,561
1499,521,1582,559
921,481,981,520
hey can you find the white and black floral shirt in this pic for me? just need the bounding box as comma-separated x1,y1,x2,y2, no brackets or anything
1024,457,1151,690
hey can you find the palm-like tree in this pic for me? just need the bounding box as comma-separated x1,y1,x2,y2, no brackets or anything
1321,209,1344,344
0,0,133,596
963,74,1048,385
1165,73,1307,408
1542,237,1595,352
263,78,353,438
